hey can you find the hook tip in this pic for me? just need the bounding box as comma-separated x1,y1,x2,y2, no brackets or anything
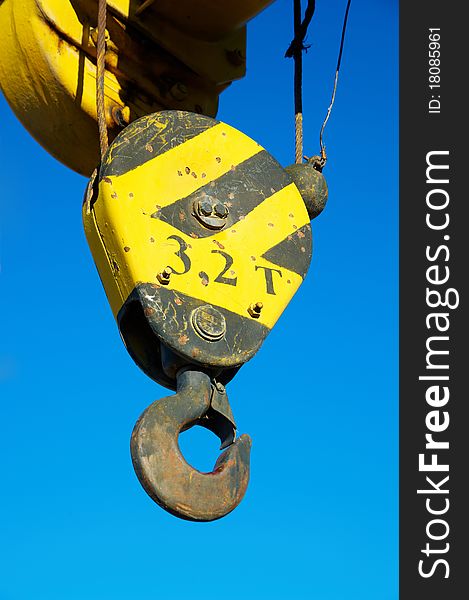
130,374,252,521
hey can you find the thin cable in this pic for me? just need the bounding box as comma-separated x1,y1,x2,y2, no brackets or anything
285,0,317,164
96,0,109,158
293,0,304,163
319,0,352,166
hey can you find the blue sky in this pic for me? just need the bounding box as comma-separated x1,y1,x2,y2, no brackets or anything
0,1,398,598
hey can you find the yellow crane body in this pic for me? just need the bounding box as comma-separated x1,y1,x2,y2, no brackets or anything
0,0,273,176
83,110,312,383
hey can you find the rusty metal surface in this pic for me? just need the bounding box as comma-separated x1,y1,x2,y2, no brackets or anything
0,0,274,175
83,110,315,519
285,162,328,220
120,284,270,371
85,110,312,390
131,369,251,521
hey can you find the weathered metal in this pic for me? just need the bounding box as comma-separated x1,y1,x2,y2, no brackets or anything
0,0,274,176
285,162,329,220
83,110,312,389
83,109,315,519
131,369,251,521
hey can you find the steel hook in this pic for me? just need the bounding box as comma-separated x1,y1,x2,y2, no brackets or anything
130,369,252,521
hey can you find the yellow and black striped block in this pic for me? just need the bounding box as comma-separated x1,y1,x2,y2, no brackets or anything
83,111,312,387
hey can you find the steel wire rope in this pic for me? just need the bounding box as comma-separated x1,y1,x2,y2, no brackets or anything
96,0,109,158
285,0,352,169
318,0,352,167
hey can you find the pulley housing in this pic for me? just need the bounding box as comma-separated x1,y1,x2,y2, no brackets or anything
0,0,273,176
83,110,313,388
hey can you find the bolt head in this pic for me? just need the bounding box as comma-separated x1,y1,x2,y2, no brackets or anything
213,203,228,218
193,195,229,230
248,302,263,318
191,305,226,341
157,267,172,284
199,200,213,216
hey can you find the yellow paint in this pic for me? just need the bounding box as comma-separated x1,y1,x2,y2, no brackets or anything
84,122,310,329
103,121,264,212
0,0,272,176
83,201,127,311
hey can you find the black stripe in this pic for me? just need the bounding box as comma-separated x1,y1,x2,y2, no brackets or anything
118,284,270,375
100,111,218,178
155,150,292,238
261,222,312,278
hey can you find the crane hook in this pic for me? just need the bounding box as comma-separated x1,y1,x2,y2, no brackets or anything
130,369,252,521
